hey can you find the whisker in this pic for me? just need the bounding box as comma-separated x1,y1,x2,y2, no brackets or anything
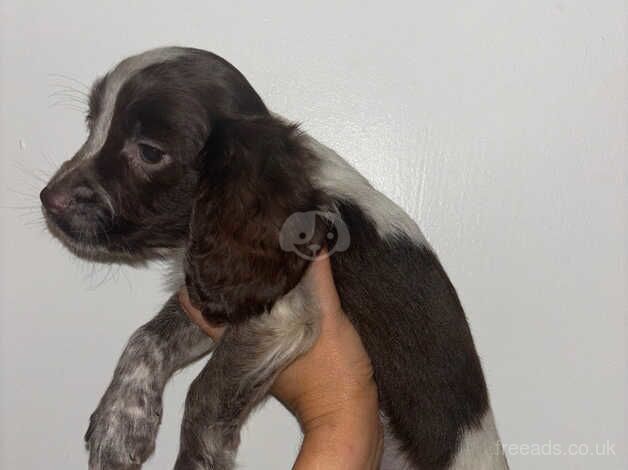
97,264,115,288
48,93,87,106
13,160,48,183
49,91,88,104
11,166,52,197
120,267,133,291
48,96,86,106
50,106,87,115
0,204,40,210
49,99,87,111
30,167,52,183
6,186,39,200
40,153,61,175
48,82,88,94
48,73,89,90
22,210,43,218
50,104,87,114
24,219,45,228
4,198,39,207
49,88,88,98
13,182,43,197
49,86,89,98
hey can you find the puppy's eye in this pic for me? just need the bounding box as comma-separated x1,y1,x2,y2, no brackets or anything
138,143,165,164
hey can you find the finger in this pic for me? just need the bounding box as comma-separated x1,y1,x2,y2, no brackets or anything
178,287,225,340
307,251,342,315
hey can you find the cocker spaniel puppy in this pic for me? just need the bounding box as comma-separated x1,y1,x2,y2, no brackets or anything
40,47,508,470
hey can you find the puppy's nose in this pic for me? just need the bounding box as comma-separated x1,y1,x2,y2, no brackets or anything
40,186,72,215
308,243,321,253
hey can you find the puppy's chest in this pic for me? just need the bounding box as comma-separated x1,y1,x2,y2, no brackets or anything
162,247,187,293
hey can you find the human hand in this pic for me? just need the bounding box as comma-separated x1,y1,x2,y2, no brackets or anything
178,254,383,469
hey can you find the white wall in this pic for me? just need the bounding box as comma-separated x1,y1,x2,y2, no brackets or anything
0,1,625,469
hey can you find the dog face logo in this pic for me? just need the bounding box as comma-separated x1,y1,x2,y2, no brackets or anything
279,211,350,260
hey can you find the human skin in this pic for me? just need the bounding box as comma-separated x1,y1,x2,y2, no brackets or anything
178,254,383,469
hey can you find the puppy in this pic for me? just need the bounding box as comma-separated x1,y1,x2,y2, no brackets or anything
41,47,508,470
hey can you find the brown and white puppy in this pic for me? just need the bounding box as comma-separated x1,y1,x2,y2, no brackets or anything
41,47,508,470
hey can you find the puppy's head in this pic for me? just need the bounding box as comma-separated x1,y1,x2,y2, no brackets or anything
40,47,268,262
42,47,328,321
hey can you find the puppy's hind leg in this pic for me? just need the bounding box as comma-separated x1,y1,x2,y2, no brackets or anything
86,295,214,470
174,284,319,470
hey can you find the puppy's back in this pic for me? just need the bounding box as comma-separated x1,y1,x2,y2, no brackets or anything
304,134,506,469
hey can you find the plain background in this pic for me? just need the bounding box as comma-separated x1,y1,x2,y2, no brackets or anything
0,1,625,469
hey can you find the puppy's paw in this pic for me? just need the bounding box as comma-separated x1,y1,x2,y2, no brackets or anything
85,390,161,470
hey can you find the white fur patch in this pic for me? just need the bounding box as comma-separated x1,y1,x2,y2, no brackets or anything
161,246,187,293
52,48,188,186
449,409,509,470
380,413,415,470
303,134,428,245
85,47,187,157
123,362,151,384
380,409,508,470
241,280,319,385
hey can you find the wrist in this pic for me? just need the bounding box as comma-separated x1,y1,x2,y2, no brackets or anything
293,386,382,470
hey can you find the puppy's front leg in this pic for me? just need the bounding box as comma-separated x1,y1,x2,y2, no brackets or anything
86,294,214,470
174,285,319,470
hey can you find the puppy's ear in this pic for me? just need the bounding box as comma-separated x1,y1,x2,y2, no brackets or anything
184,116,326,324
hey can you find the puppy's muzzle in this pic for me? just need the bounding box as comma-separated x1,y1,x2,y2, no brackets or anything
40,185,97,216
